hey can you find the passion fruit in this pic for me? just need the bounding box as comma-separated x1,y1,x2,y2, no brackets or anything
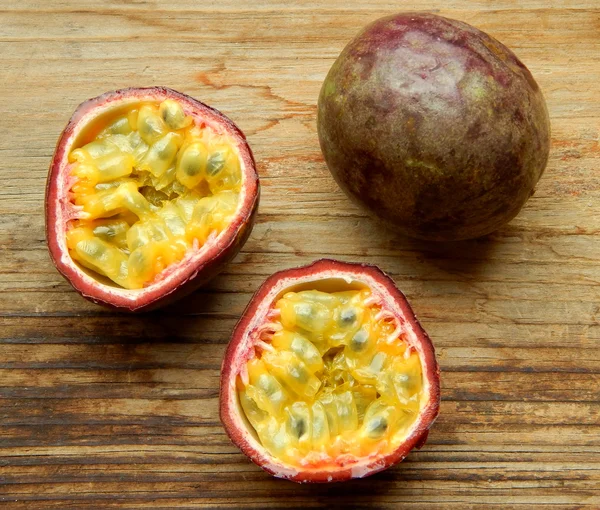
220,259,440,482
318,13,551,241
46,87,259,311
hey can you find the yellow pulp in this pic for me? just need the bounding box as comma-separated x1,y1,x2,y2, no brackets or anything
237,289,424,467
66,99,242,289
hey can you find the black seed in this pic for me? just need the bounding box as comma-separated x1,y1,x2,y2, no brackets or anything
129,251,147,275
206,152,226,176
162,109,185,130
295,303,314,319
340,307,357,325
157,142,175,160
351,329,369,351
80,239,106,258
185,161,201,176
161,109,173,124
290,366,307,383
366,416,388,437
141,122,154,136
93,225,114,238
292,417,306,439
110,118,130,134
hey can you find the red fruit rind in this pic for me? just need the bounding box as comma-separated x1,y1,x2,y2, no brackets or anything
220,259,440,483
46,87,259,311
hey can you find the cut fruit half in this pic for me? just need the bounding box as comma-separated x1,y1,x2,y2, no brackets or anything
220,259,440,482
46,87,259,311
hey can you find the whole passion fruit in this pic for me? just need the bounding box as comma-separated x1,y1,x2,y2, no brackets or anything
46,87,259,311
220,259,440,482
318,13,551,241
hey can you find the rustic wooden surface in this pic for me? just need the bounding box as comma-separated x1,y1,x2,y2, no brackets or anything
1,0,599,508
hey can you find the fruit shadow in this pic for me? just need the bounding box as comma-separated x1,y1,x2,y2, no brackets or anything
356,215,508,287
94,281,234,342
75,280,236,386
260,456,422,505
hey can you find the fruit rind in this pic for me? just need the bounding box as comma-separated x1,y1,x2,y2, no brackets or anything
46,87,259,311
317,12,551,241
220,259,440,483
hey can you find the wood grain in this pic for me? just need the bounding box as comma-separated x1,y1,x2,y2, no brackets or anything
1,0,599,507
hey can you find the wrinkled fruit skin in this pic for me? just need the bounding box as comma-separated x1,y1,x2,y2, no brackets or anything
46,87,259,312
220,259,440,483
318,13,551,241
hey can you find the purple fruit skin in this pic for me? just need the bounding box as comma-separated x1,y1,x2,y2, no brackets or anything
317,13,551,241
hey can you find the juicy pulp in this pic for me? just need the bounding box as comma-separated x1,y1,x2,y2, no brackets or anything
237,288,425,468
66,99,242,289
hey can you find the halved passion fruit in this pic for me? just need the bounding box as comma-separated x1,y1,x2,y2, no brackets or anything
46,87,259,311
220,260,440,482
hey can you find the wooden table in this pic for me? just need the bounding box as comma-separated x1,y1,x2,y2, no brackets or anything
1,1,599,507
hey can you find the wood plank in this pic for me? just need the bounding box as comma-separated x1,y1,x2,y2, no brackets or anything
1,0,599,507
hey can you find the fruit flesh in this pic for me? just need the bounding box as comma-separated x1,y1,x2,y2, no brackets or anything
66,99,242,289
237,287,424,468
